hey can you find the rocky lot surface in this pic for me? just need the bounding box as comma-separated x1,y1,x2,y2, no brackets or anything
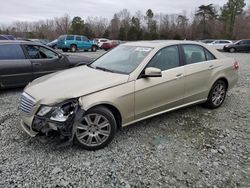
0,51,249,187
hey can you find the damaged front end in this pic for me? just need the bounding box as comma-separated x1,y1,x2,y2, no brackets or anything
31,99,84,142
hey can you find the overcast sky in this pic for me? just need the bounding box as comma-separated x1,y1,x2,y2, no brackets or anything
0,0,249,25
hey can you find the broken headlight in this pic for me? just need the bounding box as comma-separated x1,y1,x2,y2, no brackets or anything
37,106,52,116
37,100,78,122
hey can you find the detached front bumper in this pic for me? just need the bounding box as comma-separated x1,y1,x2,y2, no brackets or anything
20,114,75,138
20,107,85,140
20,119,38,137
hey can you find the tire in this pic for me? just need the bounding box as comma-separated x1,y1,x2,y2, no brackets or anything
229,48,236,53
75,106,117,150
62,48,68,52
70,45,77,52
204,80,227,109
91,45,97,52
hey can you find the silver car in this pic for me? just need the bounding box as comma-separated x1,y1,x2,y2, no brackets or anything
19,41,239,150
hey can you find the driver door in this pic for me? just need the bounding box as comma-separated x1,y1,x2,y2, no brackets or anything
134,45,185,120
24,45,68,79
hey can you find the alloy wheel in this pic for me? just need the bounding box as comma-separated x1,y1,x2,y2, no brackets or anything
211,83,226,106
76,113,111,147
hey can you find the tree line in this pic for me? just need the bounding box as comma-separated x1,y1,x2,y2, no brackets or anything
0,0,249,41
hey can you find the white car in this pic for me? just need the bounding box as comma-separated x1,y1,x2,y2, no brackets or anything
95,38,110,48
208,40,233,50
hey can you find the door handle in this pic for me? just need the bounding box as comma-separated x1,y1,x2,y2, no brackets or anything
175,73,183,79
33,63,41,66
208,65,214,70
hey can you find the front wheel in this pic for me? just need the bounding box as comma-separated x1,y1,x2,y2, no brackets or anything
75,106,117,150
91,45,97,52
70,45,77,52
229,48,236,53
204,80,227,109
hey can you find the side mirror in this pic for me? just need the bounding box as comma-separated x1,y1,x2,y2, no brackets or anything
58,53,63,58
142,67,162,78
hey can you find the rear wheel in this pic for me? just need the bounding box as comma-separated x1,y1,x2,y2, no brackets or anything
62,48,68,52
70,45,77,52
204,80,227,109
75,106,117,150
91,45,97,52
229,48,236,53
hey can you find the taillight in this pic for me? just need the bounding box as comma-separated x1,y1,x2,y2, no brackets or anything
233,61,239,70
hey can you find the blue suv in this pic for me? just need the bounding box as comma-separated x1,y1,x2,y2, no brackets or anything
57,35,98,52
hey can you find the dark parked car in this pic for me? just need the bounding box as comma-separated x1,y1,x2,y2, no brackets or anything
0,35,15,40
223,39,250,52
0,40,92,89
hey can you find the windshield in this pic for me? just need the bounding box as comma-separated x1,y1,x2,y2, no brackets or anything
91,45,153,74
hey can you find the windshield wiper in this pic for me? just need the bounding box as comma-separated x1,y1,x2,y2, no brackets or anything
87,64,94,69
95,66,114,73
88,64,128,74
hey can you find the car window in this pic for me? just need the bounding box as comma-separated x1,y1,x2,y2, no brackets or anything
241,40,250,45
76,36,81,41
39,46,58,59
0,44,25,60
66,35,74,40
183,45,206,64
26,45,58,59
204,49,216,61
82,36,89,41
147,45,180,71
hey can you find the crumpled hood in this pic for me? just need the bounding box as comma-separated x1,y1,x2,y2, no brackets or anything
25,66,129,105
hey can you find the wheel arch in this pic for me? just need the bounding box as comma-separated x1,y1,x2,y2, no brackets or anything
214,77,229,90
84,103,122,130
71,44,77,48
208,77,229,97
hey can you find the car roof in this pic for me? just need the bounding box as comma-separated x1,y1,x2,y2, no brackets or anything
0,40,45,45
122,40,207,48
122,40,225,59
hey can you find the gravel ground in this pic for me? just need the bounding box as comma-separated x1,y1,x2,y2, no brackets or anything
0,51,249,188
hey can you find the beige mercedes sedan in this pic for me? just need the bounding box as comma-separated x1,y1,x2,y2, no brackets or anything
19,40,239,150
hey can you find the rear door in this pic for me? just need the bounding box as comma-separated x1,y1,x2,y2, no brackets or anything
82,36,92,49
0,44,33,87
246,40,250,51
24,44,68,80
181,44,216,103
241,40,250,51
76,36,83,49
